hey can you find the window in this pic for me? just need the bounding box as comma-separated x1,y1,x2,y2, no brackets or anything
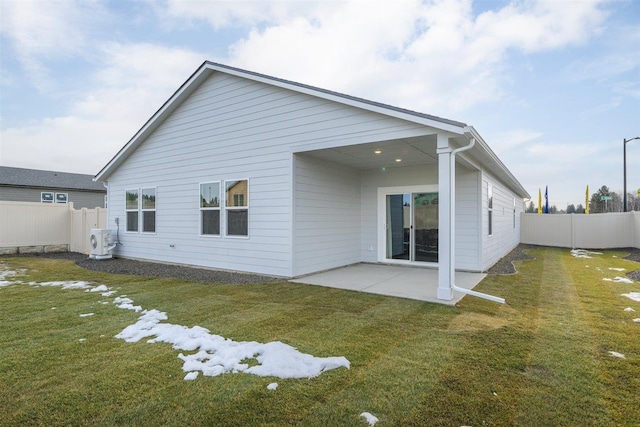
55,193,68,204
125,189,139,232
225,179,248,236
200,182,220,236
488,184,493,236
41,192,54,203
141,188,156,233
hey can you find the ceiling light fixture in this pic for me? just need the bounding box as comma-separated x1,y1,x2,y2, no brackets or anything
374,149,382,154
395,158,402,162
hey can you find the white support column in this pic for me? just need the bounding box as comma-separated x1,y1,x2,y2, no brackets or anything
436,135,453,300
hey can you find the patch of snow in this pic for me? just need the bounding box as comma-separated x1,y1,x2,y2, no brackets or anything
624,307,635,312
38,281,93,290
608,351,625,359
604,277,634,284
113,296,143,312
622,292,640,302
79,313,94,317
360,412,378,426
89,285,109,293
633,318,640,323
184,372,199,381
116,308,350,379
79,339,86,342
51,307,56,310
609,267,626,271
571,249,602,259
267,382,278,390
101,290,117,297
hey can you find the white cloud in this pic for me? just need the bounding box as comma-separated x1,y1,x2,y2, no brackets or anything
221,0,609,115
0,0,109,90
0,43,204,174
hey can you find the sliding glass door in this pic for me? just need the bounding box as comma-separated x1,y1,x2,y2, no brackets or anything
385,192,438,263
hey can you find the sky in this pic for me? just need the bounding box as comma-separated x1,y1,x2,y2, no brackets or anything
0,0,639,208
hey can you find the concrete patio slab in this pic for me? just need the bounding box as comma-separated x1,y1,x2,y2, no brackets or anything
290,263,487,305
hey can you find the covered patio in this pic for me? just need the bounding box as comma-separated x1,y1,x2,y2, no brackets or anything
290,264,487,305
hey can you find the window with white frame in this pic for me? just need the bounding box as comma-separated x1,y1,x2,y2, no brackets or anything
55,193,68,203
225,179,248,236
200,182,220,236
125,189,139,232
488,184,493,236
141,188,156,233
41,192,54,203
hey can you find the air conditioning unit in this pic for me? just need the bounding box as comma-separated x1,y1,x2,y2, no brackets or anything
89,229,116,260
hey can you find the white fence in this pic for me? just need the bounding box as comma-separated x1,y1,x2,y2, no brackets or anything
521,212,640,249
0,201,106,255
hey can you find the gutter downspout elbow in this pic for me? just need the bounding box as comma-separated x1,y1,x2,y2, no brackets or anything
448,134,505,304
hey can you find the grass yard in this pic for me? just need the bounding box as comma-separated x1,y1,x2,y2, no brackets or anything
1,247,639,426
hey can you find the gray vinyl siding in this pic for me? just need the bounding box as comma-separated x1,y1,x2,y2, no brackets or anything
106,72,434,277
0,186,105,208
293,154,361,276
481,170,523,270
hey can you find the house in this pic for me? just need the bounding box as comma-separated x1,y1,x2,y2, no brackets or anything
95,61,529,302
0,166,106,208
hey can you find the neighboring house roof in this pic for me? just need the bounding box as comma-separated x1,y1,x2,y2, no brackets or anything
0,166,106,192
95,61,529,198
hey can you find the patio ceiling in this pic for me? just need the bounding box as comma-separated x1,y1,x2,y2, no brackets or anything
298,134,440,170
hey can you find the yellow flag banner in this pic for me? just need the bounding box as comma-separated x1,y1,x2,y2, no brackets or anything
538,188,542,214
585,185,590,214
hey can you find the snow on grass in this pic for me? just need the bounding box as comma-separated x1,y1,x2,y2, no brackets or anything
116,308,350,379
37,281,93,290
603,277,634,284
360,412,379,426
184,372,199,381
609,267,626,272
113,296,143,312
624,307,636,312
0,266,350,382
267,382,278,390
634,319,640,323
571,249,602,259
608,351,625,359
622,292,640,302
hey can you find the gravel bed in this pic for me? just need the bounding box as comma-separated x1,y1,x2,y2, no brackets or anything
487,244,536,275
1,252,282,285
4,245,640,283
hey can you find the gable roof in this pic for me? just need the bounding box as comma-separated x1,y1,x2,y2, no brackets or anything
0,166,106,192
94,61,529,198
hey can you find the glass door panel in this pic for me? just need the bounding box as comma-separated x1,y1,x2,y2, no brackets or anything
385,194,410,260
413,192,438,262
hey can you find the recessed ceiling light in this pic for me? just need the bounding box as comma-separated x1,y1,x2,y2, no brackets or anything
374,149,382,154
395,158,402,162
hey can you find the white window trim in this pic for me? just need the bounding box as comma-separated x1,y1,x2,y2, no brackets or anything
125,188,139,233
55,193,68,204
199,181,221,237
41,192,54,203
513,198,516,229
224,178,249,239
141,187,157,234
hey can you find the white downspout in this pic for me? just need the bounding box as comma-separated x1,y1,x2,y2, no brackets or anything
449,134,505,304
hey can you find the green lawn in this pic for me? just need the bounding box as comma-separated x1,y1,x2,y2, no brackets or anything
1,247,639,426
